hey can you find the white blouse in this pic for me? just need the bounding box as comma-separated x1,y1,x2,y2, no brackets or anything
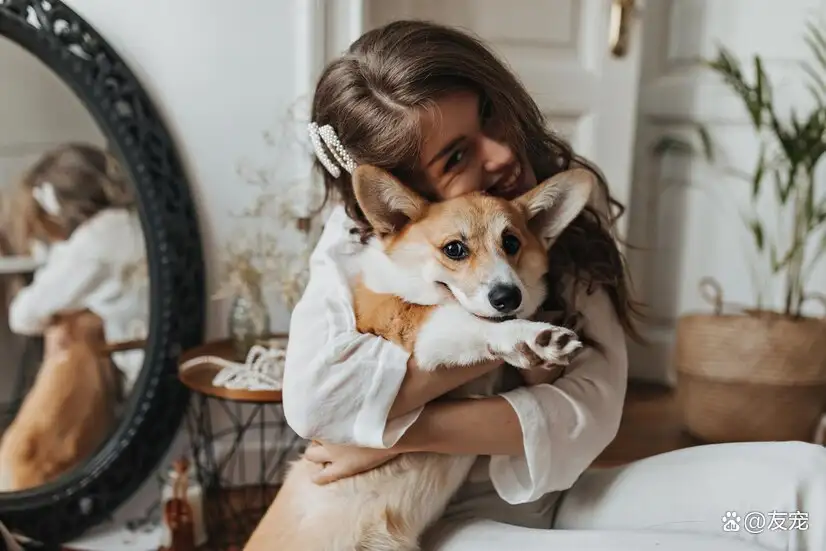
282,205,629,505
9,208,150,393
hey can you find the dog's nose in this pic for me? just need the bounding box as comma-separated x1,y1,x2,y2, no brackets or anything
488,284,522,313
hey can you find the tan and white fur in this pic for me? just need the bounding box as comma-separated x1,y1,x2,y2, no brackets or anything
248,165,596,551
0,310,120,492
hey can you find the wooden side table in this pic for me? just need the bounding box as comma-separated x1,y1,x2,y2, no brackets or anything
177,338,306,550
179,339,285,403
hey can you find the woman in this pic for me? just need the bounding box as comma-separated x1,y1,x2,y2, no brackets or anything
254,21,826,551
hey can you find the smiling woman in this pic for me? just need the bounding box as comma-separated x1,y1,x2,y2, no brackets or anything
417,91,533,201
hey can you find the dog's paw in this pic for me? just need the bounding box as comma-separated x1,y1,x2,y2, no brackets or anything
489,320,582,370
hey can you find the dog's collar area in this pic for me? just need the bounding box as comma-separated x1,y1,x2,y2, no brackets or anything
477,314,516,323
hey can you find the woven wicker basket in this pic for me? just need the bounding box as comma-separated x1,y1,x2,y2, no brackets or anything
674,278,826,443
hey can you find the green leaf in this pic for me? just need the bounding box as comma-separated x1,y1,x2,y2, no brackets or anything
770,243,782,272
800,108,826,171
697,124,714,161
747,98,763,129
769,112,800,166
774,168,795,205
804,174,817,229
748,217,765,251
790,107,803,135
752,143,766,200
780,238,807,269
783,165,799,204
754,56,766,128
802,62,826,98
809,231,826,270
805,23,826,73
707,48,763,127
806,21,826,63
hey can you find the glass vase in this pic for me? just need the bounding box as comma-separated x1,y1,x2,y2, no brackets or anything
227,286,270,361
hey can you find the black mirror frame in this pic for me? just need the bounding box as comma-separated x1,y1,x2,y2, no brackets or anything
0,1,206,546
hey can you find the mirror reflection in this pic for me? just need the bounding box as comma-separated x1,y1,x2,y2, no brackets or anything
0,37,150,493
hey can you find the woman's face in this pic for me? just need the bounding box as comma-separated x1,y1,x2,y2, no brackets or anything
416,90,537,201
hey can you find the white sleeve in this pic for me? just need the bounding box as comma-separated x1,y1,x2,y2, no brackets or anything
281,207,423,448
489,283,628,504
9,234,109,335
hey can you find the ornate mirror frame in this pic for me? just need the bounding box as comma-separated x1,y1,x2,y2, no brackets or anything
0,1,206,545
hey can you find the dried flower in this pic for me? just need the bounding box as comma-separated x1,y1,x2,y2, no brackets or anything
213,101,328,313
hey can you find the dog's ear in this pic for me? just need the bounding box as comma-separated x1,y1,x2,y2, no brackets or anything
352,165,429,235
512,168,596,249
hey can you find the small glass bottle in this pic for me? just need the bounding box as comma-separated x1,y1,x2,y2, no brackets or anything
160,458,207,549
227,268,270,361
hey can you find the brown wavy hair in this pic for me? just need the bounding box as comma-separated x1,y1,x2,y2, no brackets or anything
310,20,643,341
5,141,135,253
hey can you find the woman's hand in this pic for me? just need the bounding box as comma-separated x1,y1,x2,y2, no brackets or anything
519,362,567,386
303,441,399,485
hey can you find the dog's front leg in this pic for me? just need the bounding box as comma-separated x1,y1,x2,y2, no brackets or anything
412,303,501,371
413,303,582,372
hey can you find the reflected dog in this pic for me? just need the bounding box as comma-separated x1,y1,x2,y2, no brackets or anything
0,310,120,492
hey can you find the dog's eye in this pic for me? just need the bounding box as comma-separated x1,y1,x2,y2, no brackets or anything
442,241,469,260
502,233,521,255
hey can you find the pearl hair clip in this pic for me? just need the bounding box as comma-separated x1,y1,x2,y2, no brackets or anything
307,122,358,178
32,181,61,216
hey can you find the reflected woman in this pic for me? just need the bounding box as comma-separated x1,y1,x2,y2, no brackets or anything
7,142,149,397
0,143,150,491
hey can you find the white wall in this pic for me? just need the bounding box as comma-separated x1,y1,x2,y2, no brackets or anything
626,0,826,383
0,36,105,186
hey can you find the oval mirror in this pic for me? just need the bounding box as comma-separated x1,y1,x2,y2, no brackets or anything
0,1,205,546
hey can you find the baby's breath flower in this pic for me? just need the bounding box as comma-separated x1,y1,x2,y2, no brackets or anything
214,110,329,313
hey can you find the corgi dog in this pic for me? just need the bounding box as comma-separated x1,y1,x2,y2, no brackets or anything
0,310,119,492
247,165,596,551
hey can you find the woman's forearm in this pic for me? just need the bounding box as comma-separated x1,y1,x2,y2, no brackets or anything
393,396,525,456
387,358,502,419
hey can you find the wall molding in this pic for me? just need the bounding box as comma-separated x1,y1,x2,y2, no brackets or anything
295,0,364,102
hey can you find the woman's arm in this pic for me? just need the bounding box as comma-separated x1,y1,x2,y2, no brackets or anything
387,357,501,419
281,206,501,448
305,394,523,485
395,395,524,455
397,283,628,503
306,283,628,498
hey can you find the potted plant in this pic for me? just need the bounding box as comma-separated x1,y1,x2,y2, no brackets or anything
663,22,826,443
